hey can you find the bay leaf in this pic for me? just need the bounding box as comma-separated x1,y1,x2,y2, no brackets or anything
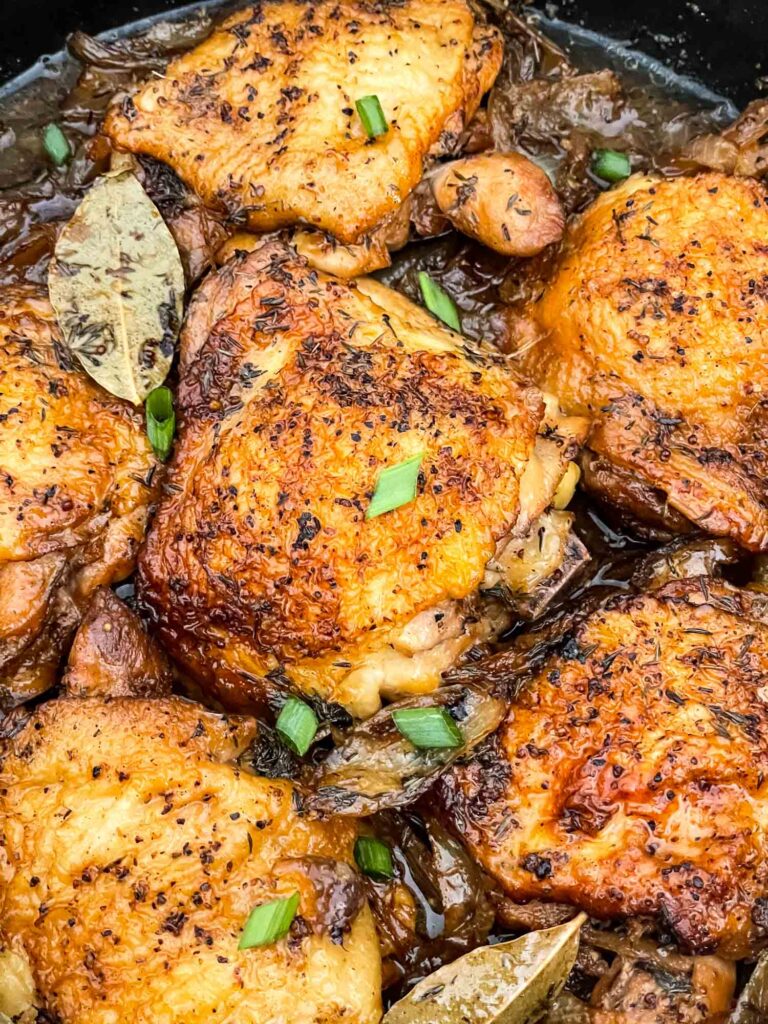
48,170,184,404
383,913,586,1024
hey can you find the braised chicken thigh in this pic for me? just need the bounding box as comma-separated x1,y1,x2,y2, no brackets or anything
440,560,768,958
104,0,502,249
0,287,157,707
0,594,381,1024
518,172,768,548
138,241,587,717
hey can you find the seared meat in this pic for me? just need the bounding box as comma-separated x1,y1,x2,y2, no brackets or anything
440,572,768,957
138,241,587,717
0,287,156,706
104,0,503,246
518,173,768,549
0,604,381,1023
0,699,381,1024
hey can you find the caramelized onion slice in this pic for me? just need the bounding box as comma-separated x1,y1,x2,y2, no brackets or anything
485,510,591,619
307,683,506,816
732,952,768,1023
629,537,740,591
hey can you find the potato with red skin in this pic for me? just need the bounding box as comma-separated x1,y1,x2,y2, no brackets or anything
431,153,564,256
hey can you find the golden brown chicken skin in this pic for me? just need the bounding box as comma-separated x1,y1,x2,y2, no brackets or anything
104,0,502,246
0,287,157,706
518,173,768,549
138,241,586,717
0,602,381,1023
440,573,768,958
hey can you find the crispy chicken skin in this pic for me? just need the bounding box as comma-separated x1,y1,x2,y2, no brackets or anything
0,606,381,1023
104,0,503,245
138,241,586,717
0,287,157,706
518,173,768,549
440,574,768,957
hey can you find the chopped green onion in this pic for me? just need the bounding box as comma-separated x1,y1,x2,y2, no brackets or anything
276,697,318,756
354,836,394,882
145,386,175,462
355,95,388,139
591,149,631,183
366,452,424,520
238,892,300,949
418,272,461,333
391,707,463,749
42,123,72,167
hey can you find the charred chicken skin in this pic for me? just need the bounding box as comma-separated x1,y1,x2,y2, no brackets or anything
440,566,768,958
0,594,381,1024
138,241,587,717
104,0,503,248
0,287,156,707
518,172,768,549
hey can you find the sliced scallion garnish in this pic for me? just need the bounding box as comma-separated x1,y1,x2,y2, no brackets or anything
145,386,176,462
391,707,463,749
238,892,300,949
42,123,72,167
366,452,424,520
355,95,388,139
354,836,394,882
418,272,461,333
591,149,631,183
276,697,318,756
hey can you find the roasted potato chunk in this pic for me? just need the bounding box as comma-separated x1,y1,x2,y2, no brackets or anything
138,241,586,717
0,287,157,706
431,152,564,256
62,586,173,698
441,568,768,957
517,172,768,549
0,694,381,1023
104,0,503,245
